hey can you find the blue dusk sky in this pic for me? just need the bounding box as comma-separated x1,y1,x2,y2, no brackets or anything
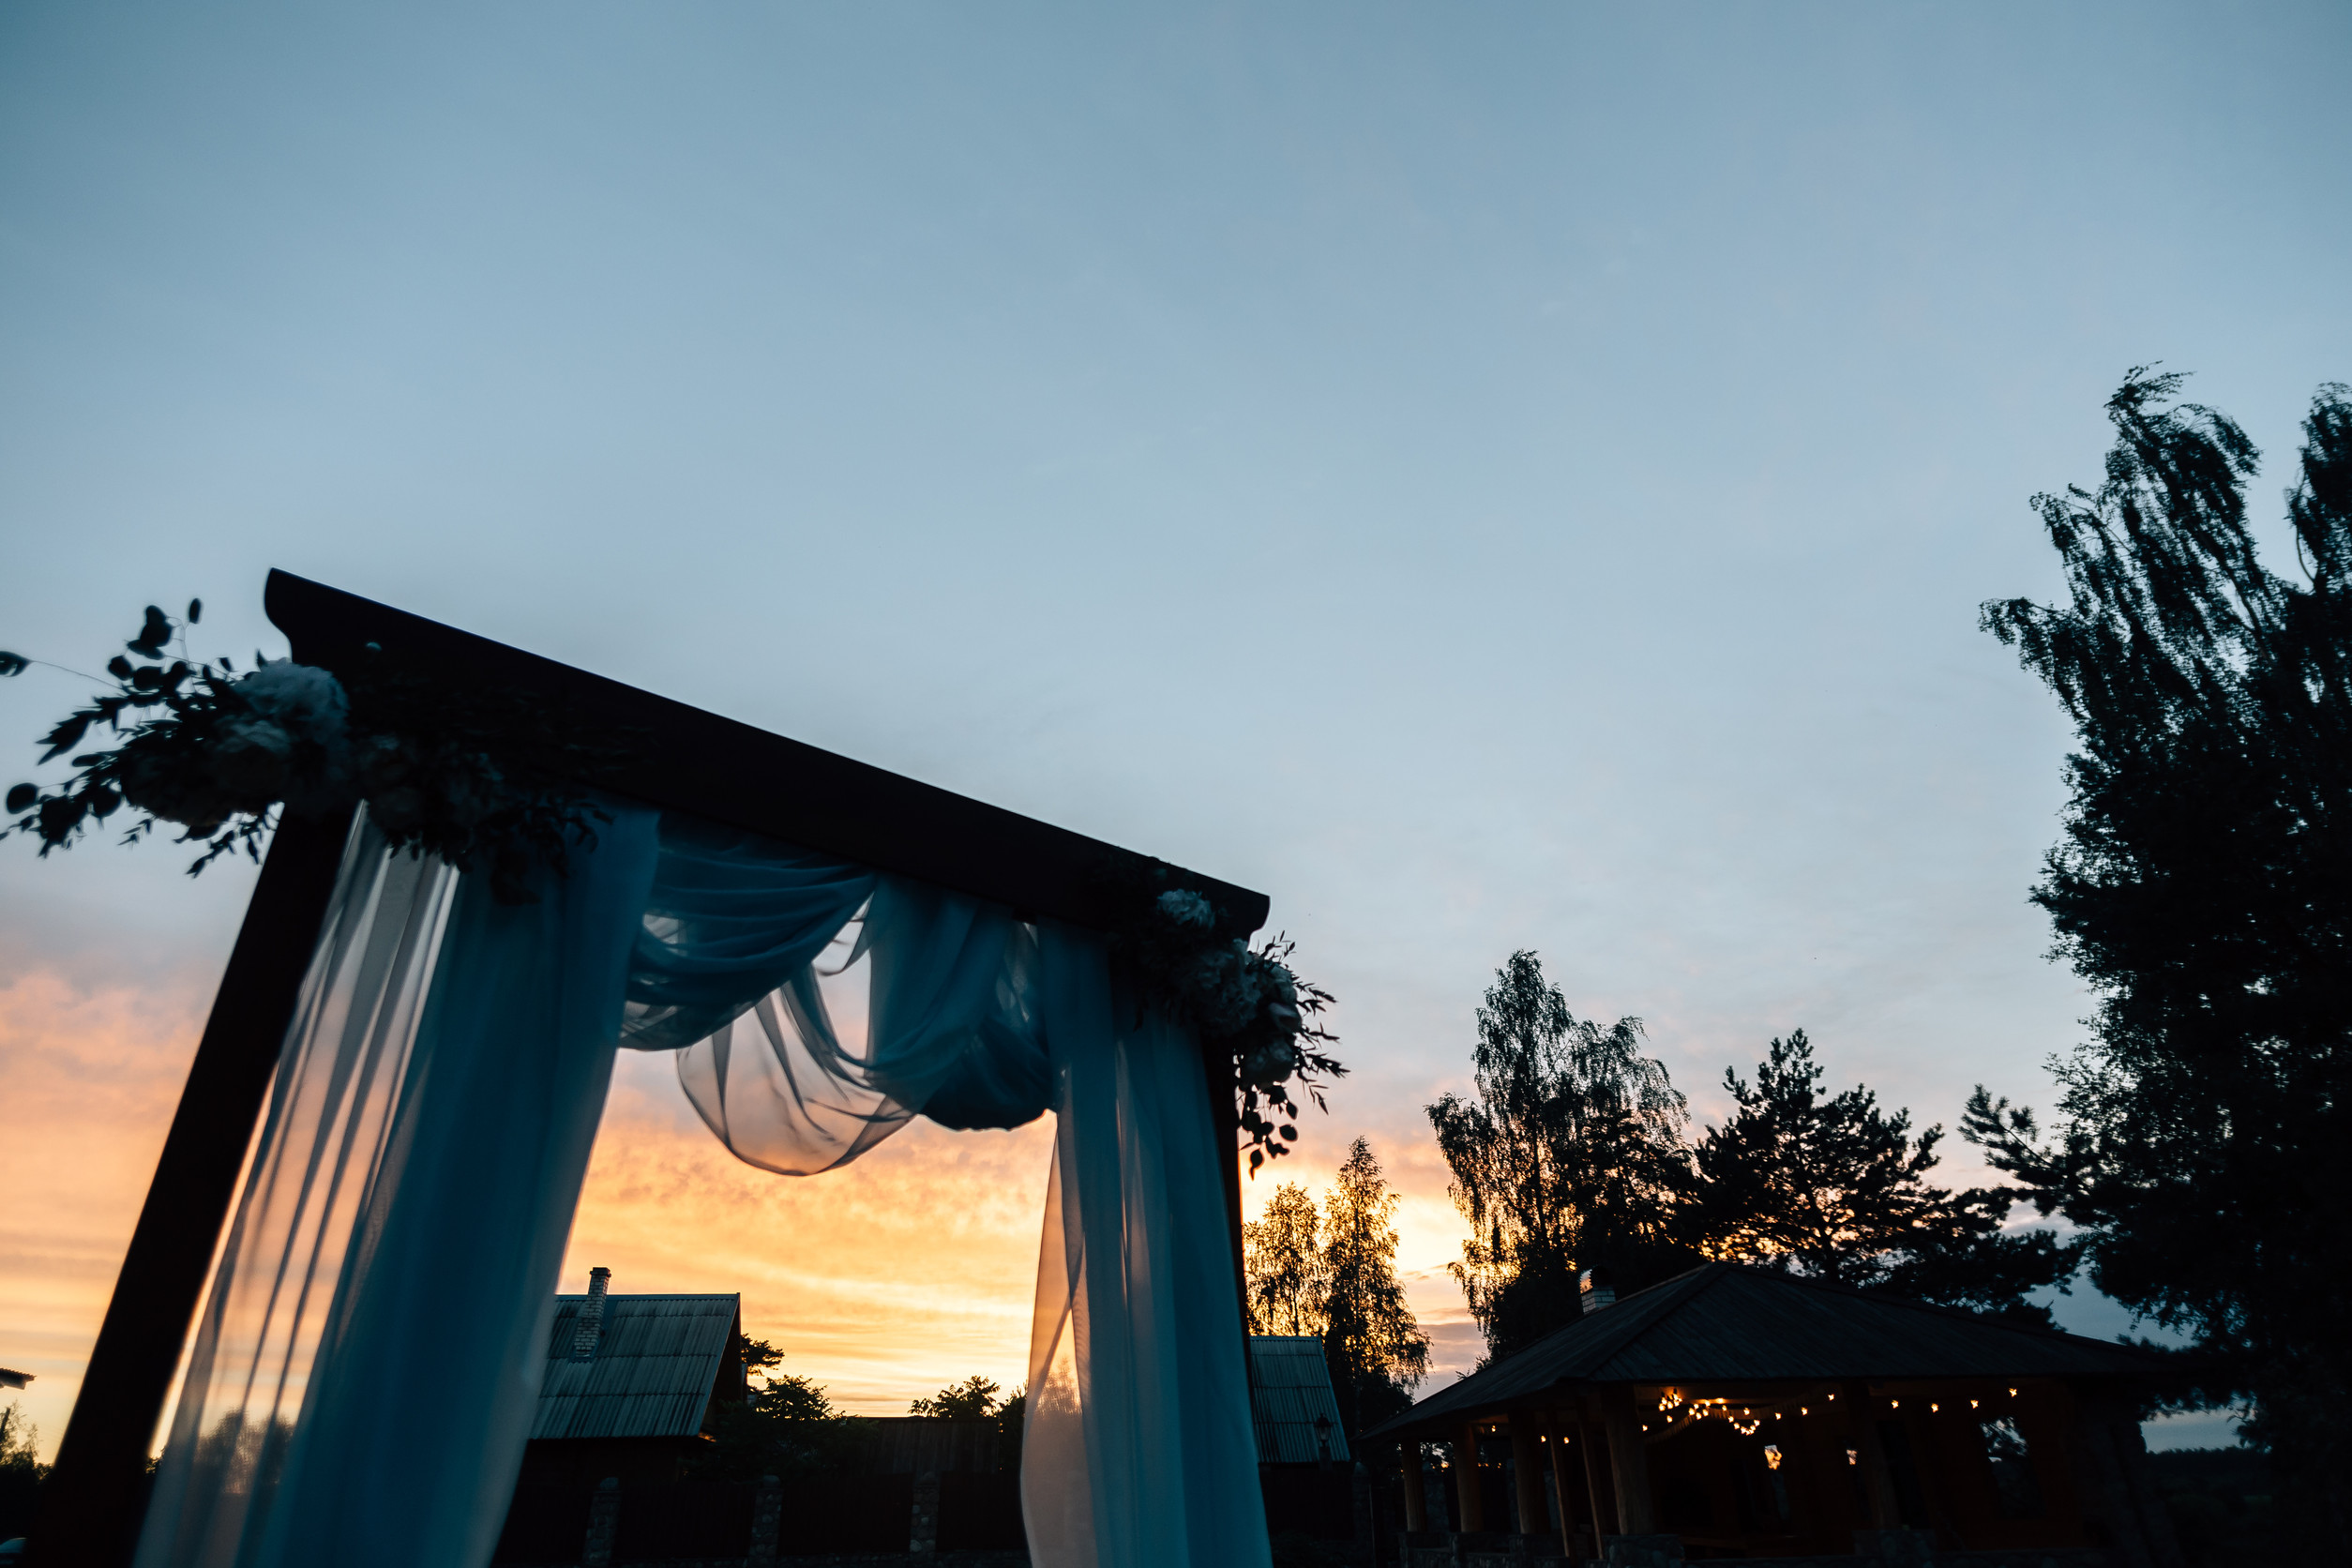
2,3,2347,1454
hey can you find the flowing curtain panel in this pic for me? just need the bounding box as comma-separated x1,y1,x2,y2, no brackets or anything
136,807,1265,1568
1025,927,1271,1568
137,818,460,1568
137,806,663,1568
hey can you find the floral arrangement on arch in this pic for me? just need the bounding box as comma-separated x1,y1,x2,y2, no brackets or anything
2,601,624,903
1111,875,1345,1171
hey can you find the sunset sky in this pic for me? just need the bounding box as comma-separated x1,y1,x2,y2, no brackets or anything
6,2,2350,1460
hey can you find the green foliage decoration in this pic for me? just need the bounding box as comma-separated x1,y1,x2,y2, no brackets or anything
1105,867,1345,1171
2,601,628,903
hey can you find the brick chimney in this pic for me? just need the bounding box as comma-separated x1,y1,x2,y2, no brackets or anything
571,1267,611,1361
1579,1267,1615,1314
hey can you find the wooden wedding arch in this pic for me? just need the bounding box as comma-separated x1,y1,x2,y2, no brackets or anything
37,569,1269,1566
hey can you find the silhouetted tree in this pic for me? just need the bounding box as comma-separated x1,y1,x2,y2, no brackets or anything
1972,369,2352,1549
990,1386,1026,1469
1687,1030,2070,1322
691,1337,867,1480
910,1374,1025,1469
1244,1181,1329,1335
910,1375,1002,1420
0,1402,47,1544
1429,951,1693,1362
1319,1138,1430,1436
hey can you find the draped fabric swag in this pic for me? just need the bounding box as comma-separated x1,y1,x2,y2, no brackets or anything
134,807,1269,1568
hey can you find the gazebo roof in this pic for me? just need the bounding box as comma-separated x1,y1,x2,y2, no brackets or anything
1370,1263,2173,1438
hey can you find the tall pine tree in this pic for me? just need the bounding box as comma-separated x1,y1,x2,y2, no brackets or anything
1689,1030,2070,1322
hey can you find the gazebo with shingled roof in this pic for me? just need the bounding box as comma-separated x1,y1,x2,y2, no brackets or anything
1366,1262,2187,1567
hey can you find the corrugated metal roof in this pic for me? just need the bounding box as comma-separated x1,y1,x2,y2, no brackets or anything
1248,1335,1351,1466
532,1293,741,1441
1369,1263,2175,1439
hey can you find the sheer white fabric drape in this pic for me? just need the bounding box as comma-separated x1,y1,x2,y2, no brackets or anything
135,807,1263,1568
137,804,662,1568
137,818,460,1568
1023,926,1271,1568
641,815,1049,1174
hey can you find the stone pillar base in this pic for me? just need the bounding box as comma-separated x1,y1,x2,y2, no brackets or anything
746,1472,781,1564
1600,1532,1684,1566
1854,1526,1937,1562
909,1469,942,1555
580,1476,621,1568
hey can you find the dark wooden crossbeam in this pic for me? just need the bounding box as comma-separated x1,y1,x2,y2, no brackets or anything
265,568,1271,934
36,570,1267,1566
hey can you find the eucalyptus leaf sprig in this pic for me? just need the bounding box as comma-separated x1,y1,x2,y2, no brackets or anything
0,599,314,872
4,600,628,902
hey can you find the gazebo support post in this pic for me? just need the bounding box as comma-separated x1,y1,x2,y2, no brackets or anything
1543,1409,1579,1558
2071,1389,2187,1568
1576,1409,1617,1539
34,805,358,1568
1509,1414,1545,1535
1399,1440,1428,1532
1597,1386,1655,1534
1843,1380,1903,1530
1455,1421,1485,1532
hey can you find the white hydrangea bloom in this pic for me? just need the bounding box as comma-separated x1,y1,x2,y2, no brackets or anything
1156,888,1215,928
235,660,349,750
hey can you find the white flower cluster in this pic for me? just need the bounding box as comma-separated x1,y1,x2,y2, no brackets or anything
120,661,351,834
1181,938,1304,1078
219,660,349,792
236,659,349,746
1156,888,1215,928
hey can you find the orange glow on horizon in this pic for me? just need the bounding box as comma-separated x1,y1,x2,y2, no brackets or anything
0,969,217,1461
563,1052,1054,1416
0,964,1486,1457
